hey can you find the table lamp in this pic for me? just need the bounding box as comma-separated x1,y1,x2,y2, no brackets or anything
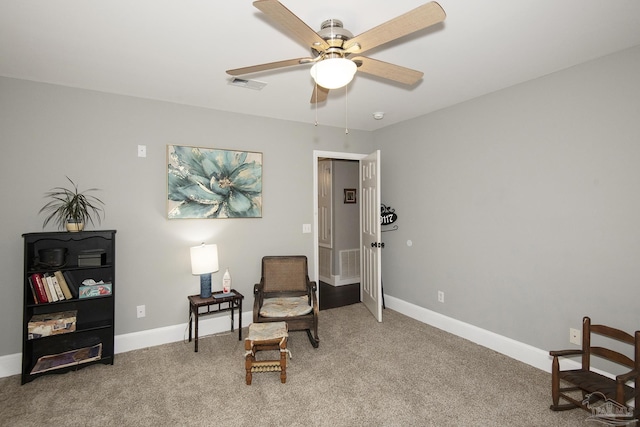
190,243,219,298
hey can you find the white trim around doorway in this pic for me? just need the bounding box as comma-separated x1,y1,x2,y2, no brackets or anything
312,151,367,294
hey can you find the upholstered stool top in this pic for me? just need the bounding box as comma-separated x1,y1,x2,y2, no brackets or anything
246,321,288,342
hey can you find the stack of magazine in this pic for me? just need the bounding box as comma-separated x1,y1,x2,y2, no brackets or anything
30,343,102,374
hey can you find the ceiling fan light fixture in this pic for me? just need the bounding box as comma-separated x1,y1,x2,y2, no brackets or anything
310,58,357,90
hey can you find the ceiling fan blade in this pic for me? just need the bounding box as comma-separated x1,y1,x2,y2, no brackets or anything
226,58,311,76
351,56,423,85
344,1,445,55
253,0,330,51
310,85,329,104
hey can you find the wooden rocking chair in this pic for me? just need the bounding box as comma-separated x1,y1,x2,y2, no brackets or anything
253,256,319,348
549,317,639,425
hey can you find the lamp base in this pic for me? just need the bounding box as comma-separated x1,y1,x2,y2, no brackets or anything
200,274,212,298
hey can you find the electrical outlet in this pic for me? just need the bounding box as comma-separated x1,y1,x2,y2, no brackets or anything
569,328,581,345
437,291,445,303
137,305,146,318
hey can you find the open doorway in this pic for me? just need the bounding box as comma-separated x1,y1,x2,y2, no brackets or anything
313,150,383,321
317,157,360,310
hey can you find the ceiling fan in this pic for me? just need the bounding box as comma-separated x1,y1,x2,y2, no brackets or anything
226,0,446,104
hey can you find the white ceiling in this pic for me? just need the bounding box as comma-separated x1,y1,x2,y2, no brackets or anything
2,0,640,131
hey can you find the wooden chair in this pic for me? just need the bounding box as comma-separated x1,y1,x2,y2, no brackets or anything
253,256,319,348
549,316,639,424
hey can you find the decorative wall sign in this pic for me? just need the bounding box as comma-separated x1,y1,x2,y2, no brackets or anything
344,188,357,204
167,145,262,219
381,204,398,225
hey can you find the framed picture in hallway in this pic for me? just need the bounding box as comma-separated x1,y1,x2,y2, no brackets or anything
344,188,356,204
167,145,263,219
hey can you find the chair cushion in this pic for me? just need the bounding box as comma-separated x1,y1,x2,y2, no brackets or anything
260,296,312,318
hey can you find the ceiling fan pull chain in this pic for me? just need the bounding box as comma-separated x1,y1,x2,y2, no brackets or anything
314,76,319,126
345,85,349,134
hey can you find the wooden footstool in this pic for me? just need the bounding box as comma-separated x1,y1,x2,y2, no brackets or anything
245,322,289,385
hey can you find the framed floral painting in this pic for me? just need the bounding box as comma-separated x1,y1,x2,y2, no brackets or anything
167,145,262,219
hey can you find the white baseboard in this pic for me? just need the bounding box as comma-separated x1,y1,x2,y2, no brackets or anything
0,352,22,379
319,275,360,287
1,300,592,379
384,295,583,374
0,311,253,379
318,274,331,284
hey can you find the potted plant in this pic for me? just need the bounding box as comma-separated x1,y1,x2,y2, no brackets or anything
39,176,105,232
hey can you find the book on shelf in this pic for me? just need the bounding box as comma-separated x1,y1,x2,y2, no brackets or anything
27,276,39,304
38,273,49,303
43,273,58,302
54,270,73,300
62,271,79,299
30,273,48,303
50,273,66,301
30,343,102,375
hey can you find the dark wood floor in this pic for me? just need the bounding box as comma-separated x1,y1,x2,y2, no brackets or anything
319,281,360,310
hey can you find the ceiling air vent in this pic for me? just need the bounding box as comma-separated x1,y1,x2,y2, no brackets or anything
228,78,267,90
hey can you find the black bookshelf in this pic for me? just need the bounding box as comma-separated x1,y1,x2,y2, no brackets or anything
21,230,116,384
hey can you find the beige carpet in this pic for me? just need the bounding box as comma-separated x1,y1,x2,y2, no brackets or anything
0,304,591,426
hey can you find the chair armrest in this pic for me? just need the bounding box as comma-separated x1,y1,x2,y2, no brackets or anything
309,281,318,299
254,282,263,294
549,349,583,358
617,369,638,383
306,280,319,318
307,280,318,303
253,297,260,323
253,282,264,323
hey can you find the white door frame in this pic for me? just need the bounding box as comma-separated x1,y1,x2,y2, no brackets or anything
312,150,367,298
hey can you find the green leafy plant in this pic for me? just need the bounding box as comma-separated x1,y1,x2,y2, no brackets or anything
39,176,105,230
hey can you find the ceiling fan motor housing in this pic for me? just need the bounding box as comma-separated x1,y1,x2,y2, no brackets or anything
312,19,354,58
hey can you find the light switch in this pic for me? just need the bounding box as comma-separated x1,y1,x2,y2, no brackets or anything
138,145,147,158
302,224,311,233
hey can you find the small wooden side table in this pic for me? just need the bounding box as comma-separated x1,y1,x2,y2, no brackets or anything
188,290,244,352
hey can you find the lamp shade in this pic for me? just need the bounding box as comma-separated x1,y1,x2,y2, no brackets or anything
190,243,219,275
310,58,357,90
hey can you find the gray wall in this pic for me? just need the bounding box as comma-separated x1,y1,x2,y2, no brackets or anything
376,45,640,352
2,44,639,360
0,77,372,357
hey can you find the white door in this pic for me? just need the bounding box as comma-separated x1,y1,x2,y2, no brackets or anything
361,150,382,322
